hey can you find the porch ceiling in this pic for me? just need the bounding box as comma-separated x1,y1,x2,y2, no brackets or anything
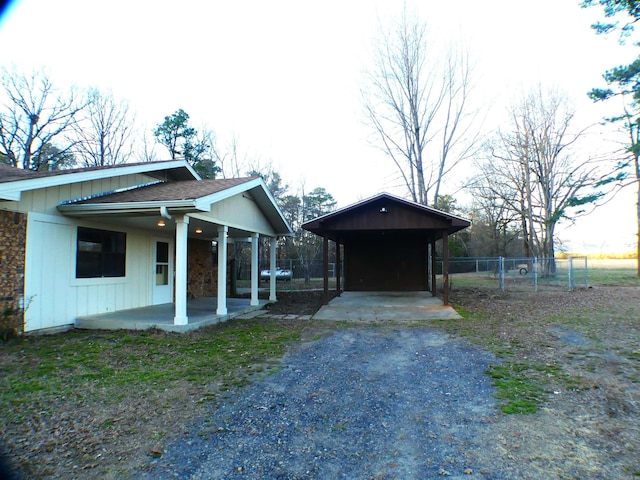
62,213,263,242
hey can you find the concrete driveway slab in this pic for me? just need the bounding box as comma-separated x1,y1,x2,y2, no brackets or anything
312,291,461,321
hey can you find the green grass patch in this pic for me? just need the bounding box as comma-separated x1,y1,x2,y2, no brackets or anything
486,362,548,414
0,318,311,417
586,268,639,286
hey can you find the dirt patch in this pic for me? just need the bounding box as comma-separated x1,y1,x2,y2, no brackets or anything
448,285,640,478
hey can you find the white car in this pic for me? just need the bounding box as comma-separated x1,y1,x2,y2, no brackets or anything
260,268,293,281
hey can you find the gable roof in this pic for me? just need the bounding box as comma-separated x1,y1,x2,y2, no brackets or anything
0,160,199,201
58,176,293,236
303,192,470,241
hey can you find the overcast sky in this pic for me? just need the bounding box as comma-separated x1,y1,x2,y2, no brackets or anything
0,0,636,253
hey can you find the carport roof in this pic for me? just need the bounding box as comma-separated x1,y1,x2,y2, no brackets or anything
302,192,470,241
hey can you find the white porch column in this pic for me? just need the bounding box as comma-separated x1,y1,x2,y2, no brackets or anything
174,215,189,325
217,225,228,315
269,237,277,301
250,232,260,306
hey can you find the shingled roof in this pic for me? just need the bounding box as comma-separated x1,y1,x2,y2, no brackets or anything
68,177,257,204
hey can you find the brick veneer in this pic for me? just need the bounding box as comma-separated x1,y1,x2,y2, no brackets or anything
187,239,234,299
0,210,27,335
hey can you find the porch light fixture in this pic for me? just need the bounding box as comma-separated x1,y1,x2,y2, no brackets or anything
379,207,388,214
195,227,203,234
157,219,166,227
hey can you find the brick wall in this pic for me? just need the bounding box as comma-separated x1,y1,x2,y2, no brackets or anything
0,209,27,336
187,239,235,299
187,239,216,298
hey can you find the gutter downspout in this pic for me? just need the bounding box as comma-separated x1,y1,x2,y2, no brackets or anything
160,206,172,220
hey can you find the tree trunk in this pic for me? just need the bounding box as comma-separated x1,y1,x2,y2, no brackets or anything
637,179,640,277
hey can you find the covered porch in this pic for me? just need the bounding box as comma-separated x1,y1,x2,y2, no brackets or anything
58,177,293,331
76,295,271,333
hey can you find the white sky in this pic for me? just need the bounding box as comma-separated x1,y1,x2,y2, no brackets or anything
0,0,637,254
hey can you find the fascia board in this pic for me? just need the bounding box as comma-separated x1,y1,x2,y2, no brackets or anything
0,189,22,201
193,178,294,236
249,181,294,236
193,177,263,210
2,160,197,196
57,200,198,215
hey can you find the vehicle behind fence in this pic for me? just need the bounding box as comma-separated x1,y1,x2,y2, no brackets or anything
236,259,337,291
236,256,589,292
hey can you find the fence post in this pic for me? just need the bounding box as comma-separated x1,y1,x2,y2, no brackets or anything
499,256,505,292
533,257,538,292
584,256,589,289
568,257,574,291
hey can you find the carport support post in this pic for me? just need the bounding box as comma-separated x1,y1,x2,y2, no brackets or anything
174,215,189,325
269,237,277,301
442,232,449,305
430,239,436,298
250,233,260,306
335,241,341,295
323,236,329,304
216,226,228,315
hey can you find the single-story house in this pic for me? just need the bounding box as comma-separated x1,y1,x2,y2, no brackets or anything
302,193,471,304
0,160,293,334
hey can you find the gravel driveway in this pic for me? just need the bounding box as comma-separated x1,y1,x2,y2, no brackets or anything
140,326,514,479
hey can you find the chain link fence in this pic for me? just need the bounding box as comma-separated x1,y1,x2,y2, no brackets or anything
447,256,589,292
235,259,338,291
235,256,589,292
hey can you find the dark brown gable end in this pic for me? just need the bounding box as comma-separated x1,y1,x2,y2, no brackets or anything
302,193,470,305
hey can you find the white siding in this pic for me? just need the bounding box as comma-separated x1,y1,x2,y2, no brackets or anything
4,173,156,216
24,212,157,332
204,193,277,235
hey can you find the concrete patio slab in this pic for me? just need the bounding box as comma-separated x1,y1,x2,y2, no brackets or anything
312,291,460,321
76,297,270,333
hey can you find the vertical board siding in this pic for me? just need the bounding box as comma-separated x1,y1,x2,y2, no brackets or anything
24,214,153,331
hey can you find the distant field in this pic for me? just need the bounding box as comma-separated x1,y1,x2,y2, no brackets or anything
586,258,636,269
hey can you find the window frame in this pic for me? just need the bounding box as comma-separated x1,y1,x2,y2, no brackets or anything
76,227,127,279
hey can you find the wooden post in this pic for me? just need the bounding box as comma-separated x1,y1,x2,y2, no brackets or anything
335,240,341,295
430,239,437,297
216,225,228,315
425,241,430,291
269,237,277,301
250,233,259,306
174,215,189,325
323,236,329,304
442,232,449,305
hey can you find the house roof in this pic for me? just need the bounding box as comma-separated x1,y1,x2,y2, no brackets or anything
67,177,256,204
0,160,199,201
58,176,294,237
302,192,470,241
0,161,293,237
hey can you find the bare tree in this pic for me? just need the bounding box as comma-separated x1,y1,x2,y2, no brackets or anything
71,89,135,167
362,7,479,206
473,87,603,272
136,127,160,163
0,66,88,170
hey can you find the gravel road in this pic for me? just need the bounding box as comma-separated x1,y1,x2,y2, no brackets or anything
140,326,518,479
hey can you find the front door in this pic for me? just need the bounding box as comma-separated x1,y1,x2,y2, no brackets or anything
152,239,173,304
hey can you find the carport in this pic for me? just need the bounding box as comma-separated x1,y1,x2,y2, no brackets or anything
302,193,470,305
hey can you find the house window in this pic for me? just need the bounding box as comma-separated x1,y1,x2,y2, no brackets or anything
76,227,126,278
